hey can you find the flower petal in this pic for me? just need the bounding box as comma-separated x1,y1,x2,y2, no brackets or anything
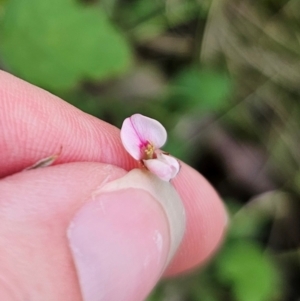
143,154,180,181
120,117,144,160
129,114,167,149
158,153,180,177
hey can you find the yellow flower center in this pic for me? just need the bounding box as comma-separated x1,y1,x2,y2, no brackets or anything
144,143,155,159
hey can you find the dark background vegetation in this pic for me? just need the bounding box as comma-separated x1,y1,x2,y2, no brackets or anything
1,0,300,300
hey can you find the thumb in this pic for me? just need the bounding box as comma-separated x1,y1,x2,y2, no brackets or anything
68,169,186,301
0,163,185,301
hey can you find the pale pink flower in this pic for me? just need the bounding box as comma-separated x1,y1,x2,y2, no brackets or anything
120,114,180,181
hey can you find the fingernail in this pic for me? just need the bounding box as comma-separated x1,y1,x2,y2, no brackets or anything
68,169,185,301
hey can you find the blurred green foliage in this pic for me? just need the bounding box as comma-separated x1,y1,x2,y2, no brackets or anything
170,68,232,112
0,0,299,300
217,241,277,301
1,0,131,90
121,0,203,41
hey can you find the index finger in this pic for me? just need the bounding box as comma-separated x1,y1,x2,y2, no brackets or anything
0,71,137,177
0,70,227,275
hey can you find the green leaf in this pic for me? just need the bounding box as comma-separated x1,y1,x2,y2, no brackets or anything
0,0,131,91
171,68,232,112
217,241,280,301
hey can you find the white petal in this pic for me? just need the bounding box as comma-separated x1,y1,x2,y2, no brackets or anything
158,153,180,178
130,114,167,149
144,154,180,181
120,117,144,160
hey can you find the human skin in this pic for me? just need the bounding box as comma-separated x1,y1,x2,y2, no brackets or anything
0,71,227,301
